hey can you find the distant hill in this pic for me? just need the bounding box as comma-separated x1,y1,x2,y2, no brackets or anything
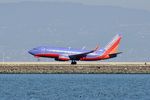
0,2,150,61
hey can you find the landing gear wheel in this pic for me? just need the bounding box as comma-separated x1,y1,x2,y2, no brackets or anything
37,58,40,62
71,61,77,65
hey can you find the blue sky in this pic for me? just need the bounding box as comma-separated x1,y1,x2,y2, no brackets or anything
0,0,150,11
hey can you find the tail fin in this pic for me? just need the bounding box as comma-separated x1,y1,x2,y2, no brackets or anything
103,34,122,55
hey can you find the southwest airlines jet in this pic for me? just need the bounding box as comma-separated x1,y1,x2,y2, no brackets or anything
28,34,122,64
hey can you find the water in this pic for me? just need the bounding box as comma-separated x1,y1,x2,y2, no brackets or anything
0,74,150,100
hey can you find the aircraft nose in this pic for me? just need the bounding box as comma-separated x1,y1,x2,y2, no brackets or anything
28,50,35,55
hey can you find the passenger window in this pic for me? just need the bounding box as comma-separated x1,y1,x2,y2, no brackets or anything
41,48,46,52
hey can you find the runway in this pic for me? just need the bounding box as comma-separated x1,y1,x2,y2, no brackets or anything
0,62,149,74
0,62,149,65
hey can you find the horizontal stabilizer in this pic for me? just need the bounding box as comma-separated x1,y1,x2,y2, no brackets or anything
109,52,123,58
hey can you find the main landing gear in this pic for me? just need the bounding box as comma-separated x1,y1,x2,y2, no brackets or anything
71,60,77,65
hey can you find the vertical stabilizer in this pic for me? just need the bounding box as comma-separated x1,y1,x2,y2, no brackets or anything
103,34,122,55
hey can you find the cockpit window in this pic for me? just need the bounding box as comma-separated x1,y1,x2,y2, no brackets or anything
33,47,46,52
33,48,38,50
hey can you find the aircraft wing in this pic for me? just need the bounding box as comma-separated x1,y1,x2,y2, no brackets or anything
69,46,99,60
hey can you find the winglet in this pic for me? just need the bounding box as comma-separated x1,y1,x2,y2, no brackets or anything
93,45,100,51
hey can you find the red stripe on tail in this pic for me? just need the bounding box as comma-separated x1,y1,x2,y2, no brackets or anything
103,34,122,55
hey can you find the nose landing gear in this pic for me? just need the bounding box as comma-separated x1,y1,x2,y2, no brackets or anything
34,56,40,62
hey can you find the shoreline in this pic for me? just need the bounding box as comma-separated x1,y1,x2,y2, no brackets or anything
0,62,149,74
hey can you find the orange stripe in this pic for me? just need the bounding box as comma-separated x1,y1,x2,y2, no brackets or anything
103,37,121,55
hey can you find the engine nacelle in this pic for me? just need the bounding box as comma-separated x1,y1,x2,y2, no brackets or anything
55,55,70,61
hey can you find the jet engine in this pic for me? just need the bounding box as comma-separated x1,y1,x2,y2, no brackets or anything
55,55,70,61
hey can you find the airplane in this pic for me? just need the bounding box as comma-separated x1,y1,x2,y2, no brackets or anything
28,34,122,64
